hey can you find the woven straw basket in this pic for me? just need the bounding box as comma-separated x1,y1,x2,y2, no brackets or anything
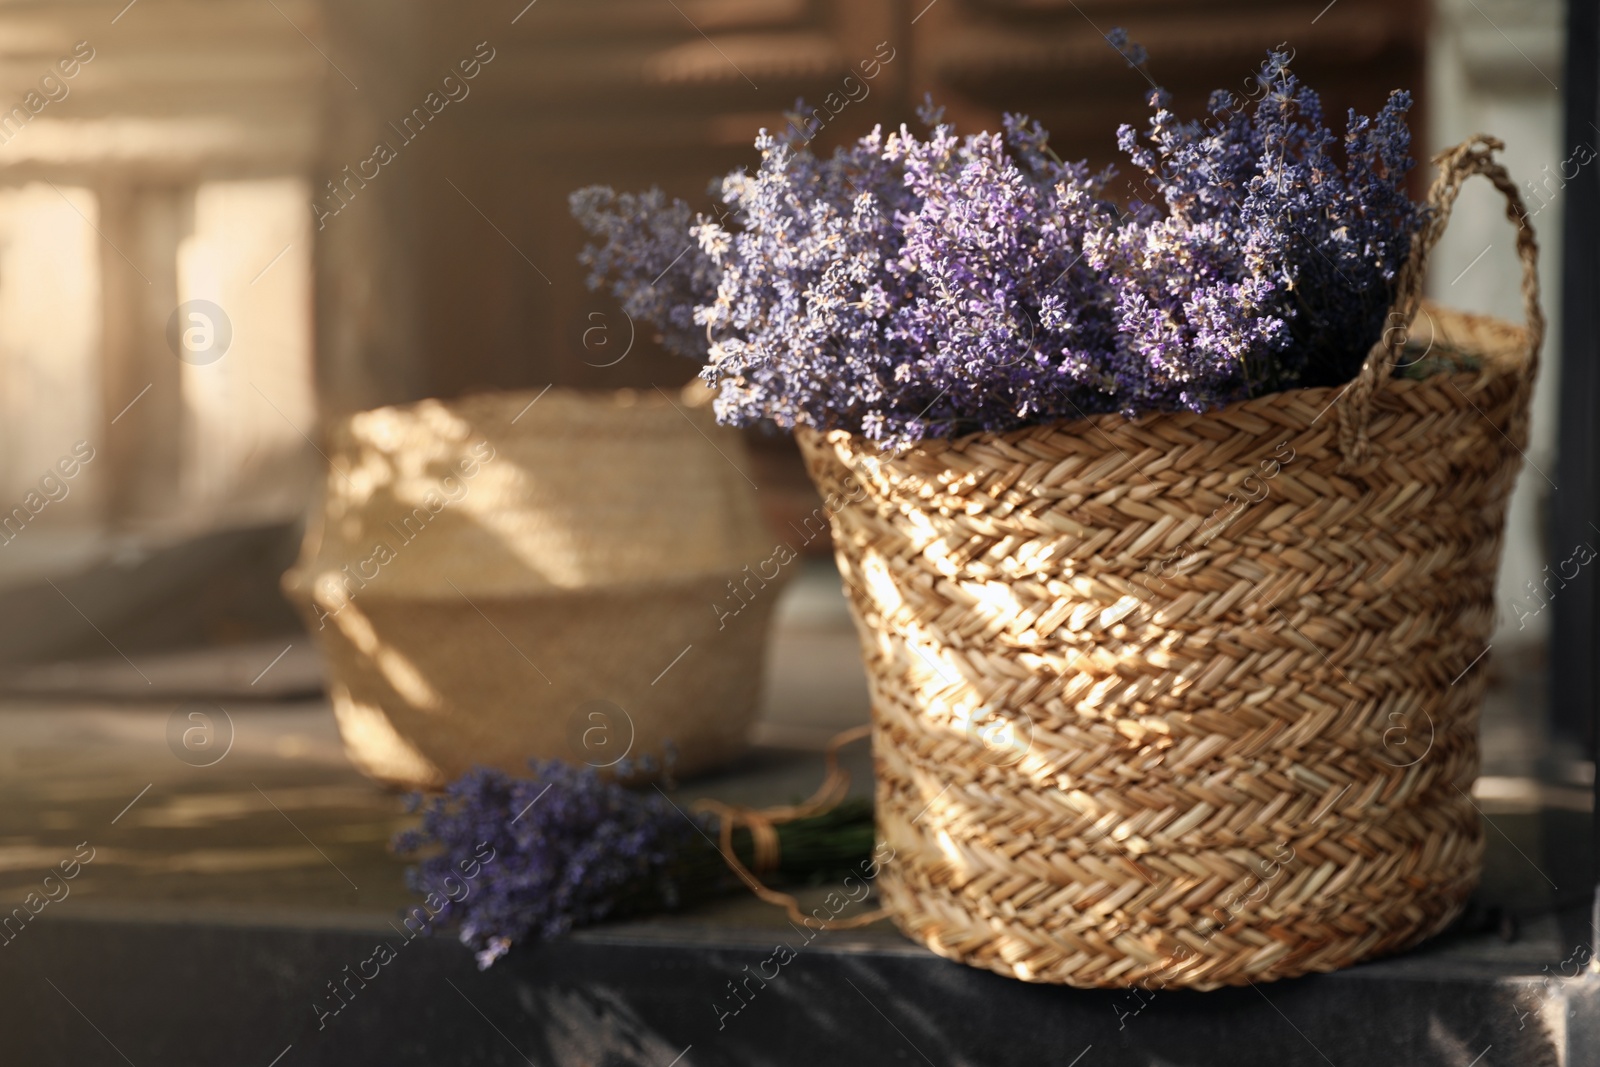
283,385,782,789
796,137,1542,988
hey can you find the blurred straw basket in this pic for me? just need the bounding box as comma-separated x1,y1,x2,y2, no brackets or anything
283,383,783,788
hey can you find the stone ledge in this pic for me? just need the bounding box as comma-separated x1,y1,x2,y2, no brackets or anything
2,902,1592,1067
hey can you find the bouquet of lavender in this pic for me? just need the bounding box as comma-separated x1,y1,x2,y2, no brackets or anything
571,39,1424,447
394,757,876,968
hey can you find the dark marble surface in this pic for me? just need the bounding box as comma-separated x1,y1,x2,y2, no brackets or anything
0,695,1592,1066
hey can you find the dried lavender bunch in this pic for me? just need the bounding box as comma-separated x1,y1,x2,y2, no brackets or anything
393,758,875,968
573,101,1115,443
1104,49,1421,403
571,38,1423,449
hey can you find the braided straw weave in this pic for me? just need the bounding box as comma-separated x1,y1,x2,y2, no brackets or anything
796,137,1541,988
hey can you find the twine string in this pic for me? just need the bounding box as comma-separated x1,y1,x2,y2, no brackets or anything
691,723,888,929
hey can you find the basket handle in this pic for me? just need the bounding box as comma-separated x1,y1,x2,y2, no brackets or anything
1336,134,1544,464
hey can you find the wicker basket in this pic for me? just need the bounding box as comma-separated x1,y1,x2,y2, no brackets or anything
283,385,784,788
796,137,1542,988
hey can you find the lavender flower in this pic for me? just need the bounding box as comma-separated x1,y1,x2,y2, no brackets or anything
394,758,699,968
394,757,878,968
570,187,724,358
570,41,1423,448
1103,51,1420,399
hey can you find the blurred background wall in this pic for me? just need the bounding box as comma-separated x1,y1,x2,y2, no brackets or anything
0,0,1567,671
1427,0,1565,660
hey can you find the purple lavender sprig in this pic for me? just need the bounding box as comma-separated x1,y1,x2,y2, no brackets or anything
394,757,700,968
393,758,877,968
